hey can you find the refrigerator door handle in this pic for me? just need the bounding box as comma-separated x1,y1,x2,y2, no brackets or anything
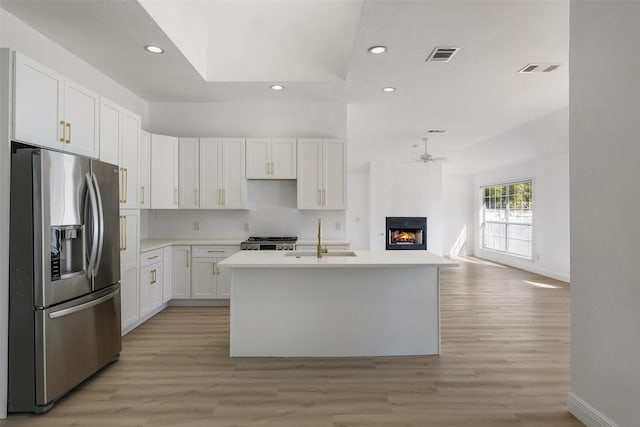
85,173,99,278
48,287,119,319
91,172,105,279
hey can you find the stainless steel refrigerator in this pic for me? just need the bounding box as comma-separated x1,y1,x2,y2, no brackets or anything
8,143,121,413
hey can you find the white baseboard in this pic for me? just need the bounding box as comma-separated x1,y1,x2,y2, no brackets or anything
474,250,570,282
169,299,230,307
568,392,620,427
122,303,168,336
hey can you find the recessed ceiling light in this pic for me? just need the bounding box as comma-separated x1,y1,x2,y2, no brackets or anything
368,46,387,55
382,87,396,93
144,45,164,54
271,84,285,91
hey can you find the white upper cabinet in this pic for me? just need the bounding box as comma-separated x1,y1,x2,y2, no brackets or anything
150,134,179,209
99,98,120,165
63,79,99,158
139,130,151,209
13,52,99,158
119,109,140,209
221,138,247,208
297,138,346,210
246,138,296,179
100,98,140,209
179,138,200,209
200,138,247,209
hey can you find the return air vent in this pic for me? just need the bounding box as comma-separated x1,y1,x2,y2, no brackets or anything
426,47,459,62
519,63,561,73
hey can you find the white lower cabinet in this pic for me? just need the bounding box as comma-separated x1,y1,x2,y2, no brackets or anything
192,257,219,299
173,245,238,300
162,247,172,304
140,249,164,317
120,266,139,333
172,246,192,299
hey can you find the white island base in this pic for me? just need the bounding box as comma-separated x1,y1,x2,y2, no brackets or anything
224,250,456,357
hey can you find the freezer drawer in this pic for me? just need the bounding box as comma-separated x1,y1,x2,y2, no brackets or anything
35,285,121,406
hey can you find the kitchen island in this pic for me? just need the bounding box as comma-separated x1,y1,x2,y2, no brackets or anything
219,250,457,357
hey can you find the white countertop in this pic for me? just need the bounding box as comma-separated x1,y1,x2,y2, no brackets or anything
219,250,458,268
296,239,350,246
141,239,244,252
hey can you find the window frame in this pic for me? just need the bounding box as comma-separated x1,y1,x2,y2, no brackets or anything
480,179,534,260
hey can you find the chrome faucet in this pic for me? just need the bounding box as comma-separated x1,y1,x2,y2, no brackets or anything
317,218,328,258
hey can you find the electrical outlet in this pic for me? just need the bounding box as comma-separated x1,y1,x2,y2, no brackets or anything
194,222,199,231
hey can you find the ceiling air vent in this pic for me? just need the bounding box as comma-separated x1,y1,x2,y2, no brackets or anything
519,63,561,73
426,47,459,62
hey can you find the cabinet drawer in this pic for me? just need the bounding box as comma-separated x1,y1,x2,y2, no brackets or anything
192,246,239,258
141,249,164,267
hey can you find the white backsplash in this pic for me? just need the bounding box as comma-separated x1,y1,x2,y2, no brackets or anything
142,180,347,241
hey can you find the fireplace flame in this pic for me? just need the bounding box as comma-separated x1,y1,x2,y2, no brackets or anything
392,231,416,243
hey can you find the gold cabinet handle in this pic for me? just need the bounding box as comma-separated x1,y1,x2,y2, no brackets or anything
65,122,71,144
207,250,225,253
215,263,220,276
151,269,156,284
119,216,123,250
123,168,128,203
59,120,66,142
119,168,124,203
141,186,145,205
123,215,127,251
186,249,190,267
147,255,159,260
119,215,127,251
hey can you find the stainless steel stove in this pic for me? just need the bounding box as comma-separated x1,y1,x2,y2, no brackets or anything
240,236,297,251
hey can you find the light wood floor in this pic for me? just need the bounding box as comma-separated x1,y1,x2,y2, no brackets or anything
2,257,582,426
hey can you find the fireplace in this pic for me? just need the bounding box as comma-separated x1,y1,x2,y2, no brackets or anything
386,217,427,250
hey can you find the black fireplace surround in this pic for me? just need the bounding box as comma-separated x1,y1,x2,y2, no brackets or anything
386,217,427,250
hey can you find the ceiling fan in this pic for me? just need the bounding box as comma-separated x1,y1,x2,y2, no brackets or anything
407,137,447,163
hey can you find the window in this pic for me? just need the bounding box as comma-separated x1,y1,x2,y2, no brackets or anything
481,180,533,258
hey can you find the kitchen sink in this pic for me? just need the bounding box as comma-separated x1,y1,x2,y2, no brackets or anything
285,251,357,257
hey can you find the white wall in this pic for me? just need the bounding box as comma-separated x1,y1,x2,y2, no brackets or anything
142,180,346,242
442,174,474,257
0,48,12,420
568,3,640,427
145,101,348,241
148,102,346,138
461,108,570,281
347,105,446,255
0,9,149,125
